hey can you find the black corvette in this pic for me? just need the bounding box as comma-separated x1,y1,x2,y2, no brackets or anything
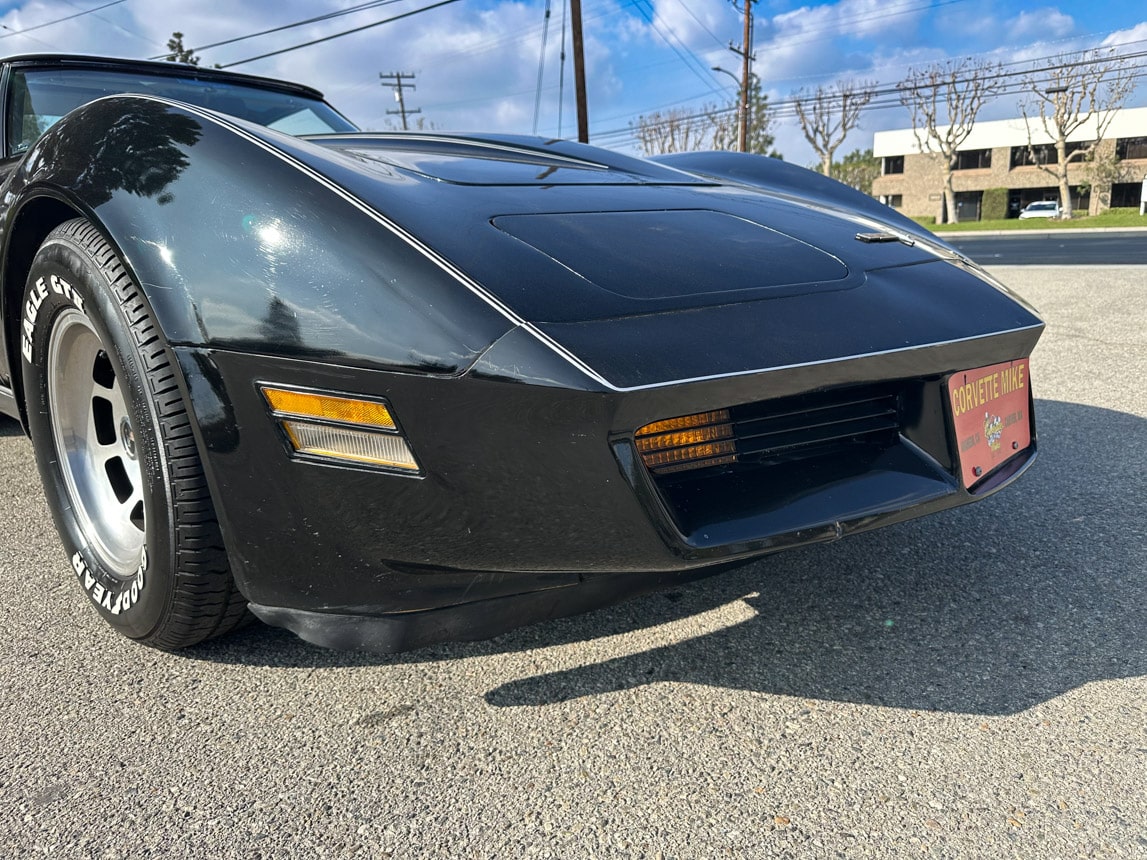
0,55,1043,652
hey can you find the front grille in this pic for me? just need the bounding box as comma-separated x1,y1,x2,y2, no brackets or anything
631,381,960,549
638,384,904,484
731,388,901,468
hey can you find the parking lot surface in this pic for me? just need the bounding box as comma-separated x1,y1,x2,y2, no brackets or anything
1,266,1144,858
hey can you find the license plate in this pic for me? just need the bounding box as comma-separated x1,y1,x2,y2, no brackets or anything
947,359,1032,488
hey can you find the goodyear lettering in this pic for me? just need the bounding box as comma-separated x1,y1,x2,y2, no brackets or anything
950,362,1026,418
70,550,147,615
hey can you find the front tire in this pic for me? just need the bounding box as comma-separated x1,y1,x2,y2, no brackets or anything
22,219,247,648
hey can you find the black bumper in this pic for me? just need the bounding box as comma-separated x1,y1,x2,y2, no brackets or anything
172,317,1039,652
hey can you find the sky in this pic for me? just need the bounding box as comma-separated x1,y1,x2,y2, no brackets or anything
0,0,1144,165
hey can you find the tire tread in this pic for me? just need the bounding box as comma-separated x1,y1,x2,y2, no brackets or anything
49,219,250,648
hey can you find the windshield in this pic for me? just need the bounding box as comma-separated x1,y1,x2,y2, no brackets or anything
1028,202,1056,210
7,66,356,155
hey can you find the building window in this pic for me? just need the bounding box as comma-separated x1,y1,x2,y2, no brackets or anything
883,155,904,174
1116,137,1147,160
955,149,991,170
1111,182,1143,207
1011,141,1089,168
883,194,903,209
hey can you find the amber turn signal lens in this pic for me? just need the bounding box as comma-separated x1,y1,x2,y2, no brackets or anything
635,409,737,474
262,387,396,430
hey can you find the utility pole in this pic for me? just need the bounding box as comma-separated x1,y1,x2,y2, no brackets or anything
379,72,421,131
728,0,755,153
570,0,589,143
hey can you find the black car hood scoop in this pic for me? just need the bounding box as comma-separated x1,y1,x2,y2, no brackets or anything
492,210,852,303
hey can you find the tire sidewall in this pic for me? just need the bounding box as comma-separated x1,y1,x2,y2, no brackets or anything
22,233,175,640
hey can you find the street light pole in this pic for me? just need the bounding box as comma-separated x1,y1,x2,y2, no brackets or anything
711,64,740,149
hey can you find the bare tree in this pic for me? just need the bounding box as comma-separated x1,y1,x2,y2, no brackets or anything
792,81,876,177
632,77,777,157
899,59,1003,223
1019,48,1135,219
631,107,720,155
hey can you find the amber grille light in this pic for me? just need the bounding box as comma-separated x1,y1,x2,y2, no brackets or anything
635,409,736,474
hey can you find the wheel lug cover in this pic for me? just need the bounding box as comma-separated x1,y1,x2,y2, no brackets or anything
121,418,136,459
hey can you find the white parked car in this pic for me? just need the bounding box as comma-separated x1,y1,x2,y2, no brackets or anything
1018,201,1061,219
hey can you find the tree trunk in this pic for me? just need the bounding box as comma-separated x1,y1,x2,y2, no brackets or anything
821,152,832,177
1058,173,1073,219
1056,140,1073,219
942,167,957,224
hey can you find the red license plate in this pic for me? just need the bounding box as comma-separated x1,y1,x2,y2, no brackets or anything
947,359,1032,488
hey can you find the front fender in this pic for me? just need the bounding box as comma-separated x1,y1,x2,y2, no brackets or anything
4,96,513,375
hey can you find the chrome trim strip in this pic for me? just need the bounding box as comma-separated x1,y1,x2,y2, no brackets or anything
578,322,1047,392
310,133,610,170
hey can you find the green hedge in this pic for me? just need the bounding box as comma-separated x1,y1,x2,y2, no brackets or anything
981,188,1009,221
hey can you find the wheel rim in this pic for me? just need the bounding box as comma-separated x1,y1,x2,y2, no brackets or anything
47,308,146,577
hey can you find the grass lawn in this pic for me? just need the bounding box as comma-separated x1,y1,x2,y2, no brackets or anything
917,207,1147,232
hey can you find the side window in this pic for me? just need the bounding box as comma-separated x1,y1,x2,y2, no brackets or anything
7,71,43,156
6,70,75,156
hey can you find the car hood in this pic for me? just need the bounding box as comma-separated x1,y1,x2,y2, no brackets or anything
278,133,960,325
243,131,1041,388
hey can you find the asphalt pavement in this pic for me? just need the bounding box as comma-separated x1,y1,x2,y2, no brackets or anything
1,266,1144,858
947,229,1147,266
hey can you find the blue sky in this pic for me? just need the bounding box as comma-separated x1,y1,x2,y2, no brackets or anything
0,0,1143,163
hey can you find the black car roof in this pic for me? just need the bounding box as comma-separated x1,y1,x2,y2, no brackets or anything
1,53,326,100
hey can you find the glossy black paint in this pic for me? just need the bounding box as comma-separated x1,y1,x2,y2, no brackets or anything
0,57,1045,651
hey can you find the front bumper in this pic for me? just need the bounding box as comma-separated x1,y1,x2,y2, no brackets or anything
172,316,1039,651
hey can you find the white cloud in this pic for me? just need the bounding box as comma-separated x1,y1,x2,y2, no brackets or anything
1101,20,1147,49
1006,7,1074,41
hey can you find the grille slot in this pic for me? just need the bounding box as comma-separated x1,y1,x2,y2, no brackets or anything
732,390,900,466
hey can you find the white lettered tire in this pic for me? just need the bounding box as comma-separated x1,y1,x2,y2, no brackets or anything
22,219,248,648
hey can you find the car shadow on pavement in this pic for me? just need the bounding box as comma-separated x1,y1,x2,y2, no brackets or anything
193,400,1146,717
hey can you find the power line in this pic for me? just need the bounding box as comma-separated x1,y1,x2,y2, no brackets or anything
629,0,725,94
757,0,973,52
0,0,127,41
665,0,726,51
589,43,1147,145
219,0,467,68
149,0,407,60
59,0,153,49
